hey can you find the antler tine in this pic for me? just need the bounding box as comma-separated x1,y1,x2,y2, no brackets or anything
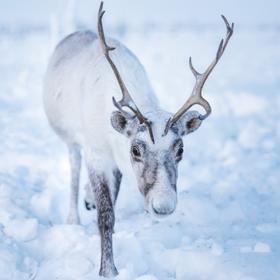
97,2,155,143
163,15,234,136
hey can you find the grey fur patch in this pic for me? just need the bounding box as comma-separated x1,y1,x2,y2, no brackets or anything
92,174,114,231
131,138,182,196
179,110,202,136
88,169,118,277
173,138,183,149
170,124,180,135
111,111,137,137
133,139,147,147
141,155,158,196
173,138,183,162
130,139,146,163
111,111,128,134
164,154,177,191
137,125,147,133
112,169,122,205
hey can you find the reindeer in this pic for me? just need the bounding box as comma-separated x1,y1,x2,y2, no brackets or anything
43,2,233,277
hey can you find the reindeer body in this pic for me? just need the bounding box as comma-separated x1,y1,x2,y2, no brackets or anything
44,30,159,154
43,4,233,276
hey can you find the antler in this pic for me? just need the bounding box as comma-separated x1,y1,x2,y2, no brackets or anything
163,15,234,135
97,2,155,143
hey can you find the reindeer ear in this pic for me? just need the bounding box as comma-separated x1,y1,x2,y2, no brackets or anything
180,110,202,136
111,111,136,137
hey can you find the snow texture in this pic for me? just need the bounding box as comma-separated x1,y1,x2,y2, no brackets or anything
0,0,280,279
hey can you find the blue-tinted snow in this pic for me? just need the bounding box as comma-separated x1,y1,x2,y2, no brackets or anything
0,1,279,279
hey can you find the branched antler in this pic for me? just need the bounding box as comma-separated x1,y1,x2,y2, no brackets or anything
97,2,155,143
163,15,234,135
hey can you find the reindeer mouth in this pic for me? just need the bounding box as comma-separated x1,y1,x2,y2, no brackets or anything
146,194,177,218
152,203,175,216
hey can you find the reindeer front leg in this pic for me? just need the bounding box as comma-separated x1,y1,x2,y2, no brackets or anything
88,167,118,277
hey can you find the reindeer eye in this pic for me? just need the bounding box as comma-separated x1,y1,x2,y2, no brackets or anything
176,147,184,157
131,145,141,157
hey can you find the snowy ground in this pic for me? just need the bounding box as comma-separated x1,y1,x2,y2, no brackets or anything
0,1,280,279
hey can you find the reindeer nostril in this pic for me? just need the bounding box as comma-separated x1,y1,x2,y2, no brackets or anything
152,202,174,216
152,205,163,215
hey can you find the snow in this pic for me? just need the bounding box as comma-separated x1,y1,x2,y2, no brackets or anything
0,0,280,279
3,218,38,242
254,242,271,253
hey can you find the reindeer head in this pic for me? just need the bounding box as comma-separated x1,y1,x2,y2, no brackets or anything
110,109,204,216
98,2,234,217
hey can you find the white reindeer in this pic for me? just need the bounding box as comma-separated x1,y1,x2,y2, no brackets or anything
43,2,233,277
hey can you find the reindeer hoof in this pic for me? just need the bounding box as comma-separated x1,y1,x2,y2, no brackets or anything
84,199,96,211
99,265,118,278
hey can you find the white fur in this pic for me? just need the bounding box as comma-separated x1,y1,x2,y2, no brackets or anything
44,31,161,167
43,31,199,222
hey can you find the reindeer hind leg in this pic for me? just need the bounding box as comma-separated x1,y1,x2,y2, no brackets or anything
66,144,81,224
